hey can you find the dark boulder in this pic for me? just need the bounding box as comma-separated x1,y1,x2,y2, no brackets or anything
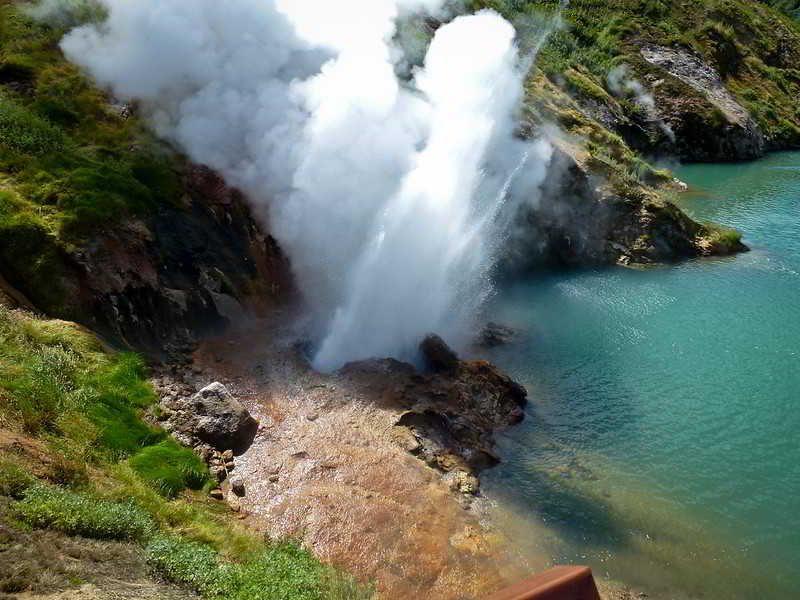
420,334,459,373
477,322,518,347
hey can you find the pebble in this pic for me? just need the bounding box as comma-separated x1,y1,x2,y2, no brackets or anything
231,477,246,496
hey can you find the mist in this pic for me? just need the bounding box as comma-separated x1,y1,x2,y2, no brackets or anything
59,0,552,370
608,64,675,142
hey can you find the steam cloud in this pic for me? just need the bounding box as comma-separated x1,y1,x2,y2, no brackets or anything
607,64,675,142
59,0,552,370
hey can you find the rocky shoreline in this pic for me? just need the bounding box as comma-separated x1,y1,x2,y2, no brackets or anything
145,314,541,599
145,315,653,600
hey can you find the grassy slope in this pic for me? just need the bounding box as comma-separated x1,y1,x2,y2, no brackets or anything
765,0,800,20
0,306,372,599
472,0,800,146
0,1,184,313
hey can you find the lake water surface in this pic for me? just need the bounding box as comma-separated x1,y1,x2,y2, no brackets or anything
480,152,800,599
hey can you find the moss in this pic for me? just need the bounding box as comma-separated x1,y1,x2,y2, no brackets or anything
698,221,744,252
129,440,211,499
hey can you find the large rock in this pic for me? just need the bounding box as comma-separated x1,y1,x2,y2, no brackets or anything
189,383,258,451
342,337,527,480
420,334,459,373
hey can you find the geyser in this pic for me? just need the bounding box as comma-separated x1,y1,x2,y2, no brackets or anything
60,0,552,370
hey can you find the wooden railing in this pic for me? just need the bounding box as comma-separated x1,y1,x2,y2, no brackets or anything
486,566,602,600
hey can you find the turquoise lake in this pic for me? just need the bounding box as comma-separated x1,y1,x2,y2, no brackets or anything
480,152,800,599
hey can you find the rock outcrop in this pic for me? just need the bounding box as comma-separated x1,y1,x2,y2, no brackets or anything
502,140,746,269
342,336,527,489
639,45,765,161
1,166,292,359
157,381,258,454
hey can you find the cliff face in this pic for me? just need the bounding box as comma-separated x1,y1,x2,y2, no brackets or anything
2,164,291,356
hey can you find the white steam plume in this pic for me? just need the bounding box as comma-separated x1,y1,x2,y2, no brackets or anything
608,64,675,142
59,0,552,370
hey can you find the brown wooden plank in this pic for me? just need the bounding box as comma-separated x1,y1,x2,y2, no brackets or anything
485,566,602,600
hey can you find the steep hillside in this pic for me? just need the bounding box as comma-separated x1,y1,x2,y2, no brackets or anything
0,2,290,355
474,0,800,161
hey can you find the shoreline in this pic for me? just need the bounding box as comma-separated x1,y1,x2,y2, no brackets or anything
149,310,645,599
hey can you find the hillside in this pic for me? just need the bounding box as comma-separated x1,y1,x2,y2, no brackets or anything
475,0,800,161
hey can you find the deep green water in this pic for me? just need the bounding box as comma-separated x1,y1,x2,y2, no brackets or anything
480,152,800,599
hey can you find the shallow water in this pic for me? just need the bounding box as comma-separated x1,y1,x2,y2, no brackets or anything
479,152,800,599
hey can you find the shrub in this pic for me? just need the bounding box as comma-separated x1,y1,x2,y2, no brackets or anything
145,535,373,600
0,458,35,498
0,95,65,155
129,440,210,498
15,485,153,540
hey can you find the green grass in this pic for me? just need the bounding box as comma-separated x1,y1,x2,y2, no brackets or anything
129,440,211,499
145,534,373,600
15,484,154,540
0,307,204,492
0,93,65,154
0,457,35,499
0,307,164,456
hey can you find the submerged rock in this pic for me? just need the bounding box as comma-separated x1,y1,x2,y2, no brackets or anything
476,322,518,347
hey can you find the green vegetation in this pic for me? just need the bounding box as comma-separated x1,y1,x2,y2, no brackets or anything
146,535,369,600
0,307,372,598
3,474,372,599
0,457,35,498
129,440,211,499
699,221,744,251
469,0,800,146
15,484,154,540
765,0,800,21
0,305,166,462
0,1,184,315
0,2,180,239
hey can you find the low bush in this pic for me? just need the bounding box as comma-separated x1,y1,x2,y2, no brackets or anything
0,458,35,498
145,534,373,600
15,485,154,540
0,94,65,155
